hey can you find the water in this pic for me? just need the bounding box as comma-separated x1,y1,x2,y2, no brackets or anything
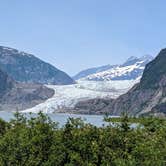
0,111,118,127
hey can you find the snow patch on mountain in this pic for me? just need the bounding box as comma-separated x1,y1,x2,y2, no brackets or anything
85,61,144,81
73,65,117,80
78,55,153,81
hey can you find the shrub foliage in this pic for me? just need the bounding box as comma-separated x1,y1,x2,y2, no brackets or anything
0,112,165,165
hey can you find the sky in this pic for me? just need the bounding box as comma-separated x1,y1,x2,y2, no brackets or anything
0,0,166,76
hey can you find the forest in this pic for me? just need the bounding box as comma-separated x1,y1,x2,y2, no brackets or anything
0,112,165,166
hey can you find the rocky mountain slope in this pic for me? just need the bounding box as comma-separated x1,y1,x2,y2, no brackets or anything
0,46,74,85
74,55,153,81
0,68,54,111
74,49,166,116
0,68,14,95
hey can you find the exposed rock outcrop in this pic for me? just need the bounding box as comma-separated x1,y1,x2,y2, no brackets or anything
73,49,166,116
0,68,54,111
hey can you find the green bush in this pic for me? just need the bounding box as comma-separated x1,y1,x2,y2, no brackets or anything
0,112,165,165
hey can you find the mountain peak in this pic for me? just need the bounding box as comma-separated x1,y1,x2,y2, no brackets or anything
0,46,34,58
75,54,153,81
0,46,74,85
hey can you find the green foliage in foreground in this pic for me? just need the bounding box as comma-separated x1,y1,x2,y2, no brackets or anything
0,113,166,165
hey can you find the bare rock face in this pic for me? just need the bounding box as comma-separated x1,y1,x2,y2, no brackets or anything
0,68,54,111
150,103,166,115
0,69,14,95
74,98,114,115
102,48,166,116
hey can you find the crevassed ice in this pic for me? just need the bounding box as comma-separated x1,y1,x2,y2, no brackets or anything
21,79,139,113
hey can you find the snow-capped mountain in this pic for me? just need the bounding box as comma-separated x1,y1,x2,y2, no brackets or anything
76,55,153,81
73,64,117,80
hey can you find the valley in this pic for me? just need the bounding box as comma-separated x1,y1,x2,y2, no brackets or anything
21,80,139,113
1,2,166,165
0,45,165,117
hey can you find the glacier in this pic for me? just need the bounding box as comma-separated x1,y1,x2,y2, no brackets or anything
21,80,139,113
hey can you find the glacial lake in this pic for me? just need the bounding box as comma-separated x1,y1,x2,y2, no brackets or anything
0,111,119,127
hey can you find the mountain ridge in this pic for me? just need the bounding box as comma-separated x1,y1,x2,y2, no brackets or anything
74,55,153,81
73,64,117,80
0,46,74,85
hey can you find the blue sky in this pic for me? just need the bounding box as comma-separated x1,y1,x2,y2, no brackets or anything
0,0,166,76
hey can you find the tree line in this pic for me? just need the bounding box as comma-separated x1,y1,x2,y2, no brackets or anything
0,112,165,165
